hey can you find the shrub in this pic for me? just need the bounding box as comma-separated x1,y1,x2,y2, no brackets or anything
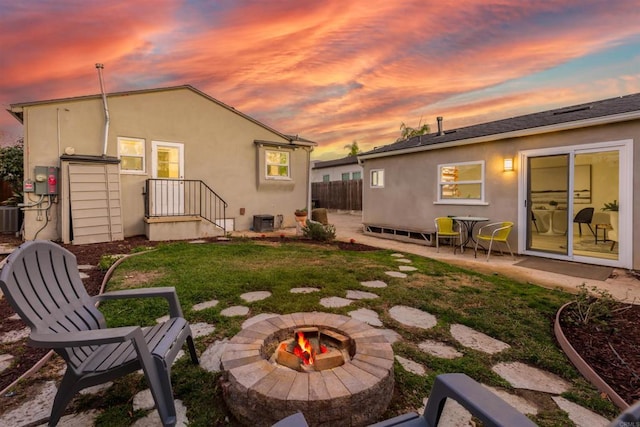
302,220,336,242
565,284,631,326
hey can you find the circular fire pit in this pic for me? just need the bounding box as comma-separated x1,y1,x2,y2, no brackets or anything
221,312,394,426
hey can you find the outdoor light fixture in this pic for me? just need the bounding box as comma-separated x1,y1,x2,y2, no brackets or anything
503,157,514,172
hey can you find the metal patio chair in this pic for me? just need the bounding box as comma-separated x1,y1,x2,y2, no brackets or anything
0,240,199,427
434,217,463,253
474,222,515,261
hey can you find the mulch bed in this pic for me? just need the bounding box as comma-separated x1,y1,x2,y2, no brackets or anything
0,235,378,393
559,302,640,404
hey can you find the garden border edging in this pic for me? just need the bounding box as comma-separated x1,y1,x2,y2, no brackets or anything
554,301,629,410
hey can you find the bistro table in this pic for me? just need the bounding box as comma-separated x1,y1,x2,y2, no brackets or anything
451,216,490,250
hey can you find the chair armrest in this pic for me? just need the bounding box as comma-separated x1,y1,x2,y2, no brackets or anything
94,287,184,318
423,373,536,427
28,326,140,348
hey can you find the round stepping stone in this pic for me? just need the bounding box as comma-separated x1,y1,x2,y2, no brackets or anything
0,327,29,344
80,382,113,395
53,410,102,427
450,324,510,354
290,287,320,293
395,355,426,375
0,353,14,373
379,328,402,344
345,290,379,300
552,396,609,427
134,389,155,411
385,271,407,278
348,308,383,326
360,280,387,288
319,296,353,308
398,265,418,272
394,258,412,263
0,380,57,426
200,338,229,372
240,291,271,302
155,315,170,324
492,362,571,394
389,306,437,329
391,253,405,257
190,322,216,338
242,313,280,329
192,300,219,311
483,385,538,415
418,340,463,359
420,397,471,425
220,306,250,317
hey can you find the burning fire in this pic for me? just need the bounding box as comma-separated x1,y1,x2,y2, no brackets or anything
292,331,327,365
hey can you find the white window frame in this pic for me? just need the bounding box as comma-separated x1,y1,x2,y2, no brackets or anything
265,150,291,180
436,160,485,205
117,137,146,174
370,169,384,188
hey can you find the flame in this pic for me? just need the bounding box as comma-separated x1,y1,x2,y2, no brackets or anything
294,331,314,365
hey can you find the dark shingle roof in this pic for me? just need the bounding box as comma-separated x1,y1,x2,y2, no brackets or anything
361,92,640,157
312,155,359,169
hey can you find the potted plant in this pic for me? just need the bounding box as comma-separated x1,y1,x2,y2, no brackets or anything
602,200,618,212
294,207,308,223
548,200,558,210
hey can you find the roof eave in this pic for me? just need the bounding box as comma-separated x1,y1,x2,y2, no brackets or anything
358,110,640,161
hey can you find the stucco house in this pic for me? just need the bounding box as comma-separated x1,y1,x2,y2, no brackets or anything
311,156,362,182
358,93,639,270
8,85,315,244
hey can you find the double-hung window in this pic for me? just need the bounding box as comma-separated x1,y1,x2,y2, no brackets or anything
118,137,145,174
370,169,384,188
437,161,485,203
266,150,290,179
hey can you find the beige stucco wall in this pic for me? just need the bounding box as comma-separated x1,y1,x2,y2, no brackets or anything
18,87,312,241
362,120,639,269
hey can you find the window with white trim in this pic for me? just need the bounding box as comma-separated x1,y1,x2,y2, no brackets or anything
266,150,290,179
370,169,384,188
437,161,484,203
118,137,145,173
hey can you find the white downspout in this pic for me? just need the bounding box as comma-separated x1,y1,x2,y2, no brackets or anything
96,63,110,156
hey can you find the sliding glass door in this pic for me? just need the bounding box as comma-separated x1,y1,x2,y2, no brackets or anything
521,141,630,268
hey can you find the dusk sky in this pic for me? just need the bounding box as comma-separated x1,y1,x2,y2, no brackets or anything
1,1,639,160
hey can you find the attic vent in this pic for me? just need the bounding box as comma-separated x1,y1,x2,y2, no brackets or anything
553,106,592,115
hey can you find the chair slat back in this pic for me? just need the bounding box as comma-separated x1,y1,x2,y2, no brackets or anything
0,240,105,335
494,222,514,241
435,217,455,234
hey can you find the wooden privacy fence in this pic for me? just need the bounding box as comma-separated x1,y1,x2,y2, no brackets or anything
312,180,362,211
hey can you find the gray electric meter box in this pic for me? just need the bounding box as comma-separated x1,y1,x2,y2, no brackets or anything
34,166,59,195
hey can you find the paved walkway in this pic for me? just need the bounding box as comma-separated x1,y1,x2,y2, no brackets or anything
1,214,637,426
326,211,640,302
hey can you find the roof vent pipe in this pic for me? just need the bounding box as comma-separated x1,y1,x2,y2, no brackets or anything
95,63,110,156
437,116,444,136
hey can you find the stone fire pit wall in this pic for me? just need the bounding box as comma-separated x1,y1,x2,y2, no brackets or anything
221,312,395,426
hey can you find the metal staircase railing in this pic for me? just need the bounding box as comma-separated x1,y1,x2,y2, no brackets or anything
144,179,228,232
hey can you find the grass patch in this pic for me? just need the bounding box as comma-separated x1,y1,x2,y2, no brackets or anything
92,239,617,425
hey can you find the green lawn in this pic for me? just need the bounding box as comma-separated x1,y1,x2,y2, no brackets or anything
85,238,616,426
